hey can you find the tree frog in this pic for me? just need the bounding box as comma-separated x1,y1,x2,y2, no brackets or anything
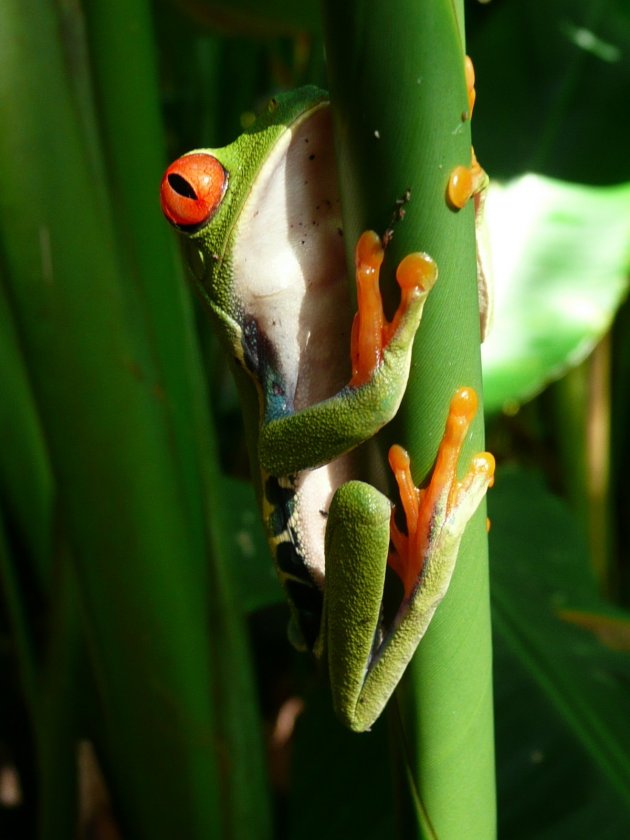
160,86,494,732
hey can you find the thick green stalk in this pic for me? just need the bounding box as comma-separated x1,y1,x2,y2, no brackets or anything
549,347,614,595
322,2,494,836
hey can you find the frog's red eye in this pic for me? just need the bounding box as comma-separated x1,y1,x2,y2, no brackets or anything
160,153,227,229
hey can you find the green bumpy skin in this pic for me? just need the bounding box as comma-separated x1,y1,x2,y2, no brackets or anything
160,87,493,732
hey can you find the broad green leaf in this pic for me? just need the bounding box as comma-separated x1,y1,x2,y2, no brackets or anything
490,466,630,827
468,0,630,185
494,629,630,839
482,176,630,413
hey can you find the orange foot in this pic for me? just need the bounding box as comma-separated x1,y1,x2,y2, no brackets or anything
447,55,488,211
387,387,495,600
349,231,437,388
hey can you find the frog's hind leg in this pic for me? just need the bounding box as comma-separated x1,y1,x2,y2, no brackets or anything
320,480,392,731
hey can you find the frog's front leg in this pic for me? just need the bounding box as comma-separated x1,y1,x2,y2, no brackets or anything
446,56,488,215
446,56,492,339
259,232,437,476
323,388,495,732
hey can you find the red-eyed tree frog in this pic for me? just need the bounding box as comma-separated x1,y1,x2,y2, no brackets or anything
160,82,494,732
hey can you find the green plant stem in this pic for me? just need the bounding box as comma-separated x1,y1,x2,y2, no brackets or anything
549,342,614,595
322,1,494,836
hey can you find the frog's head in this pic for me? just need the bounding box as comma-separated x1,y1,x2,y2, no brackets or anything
159,87,330,315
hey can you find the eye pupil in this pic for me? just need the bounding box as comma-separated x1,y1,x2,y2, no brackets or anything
168,173,197,200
